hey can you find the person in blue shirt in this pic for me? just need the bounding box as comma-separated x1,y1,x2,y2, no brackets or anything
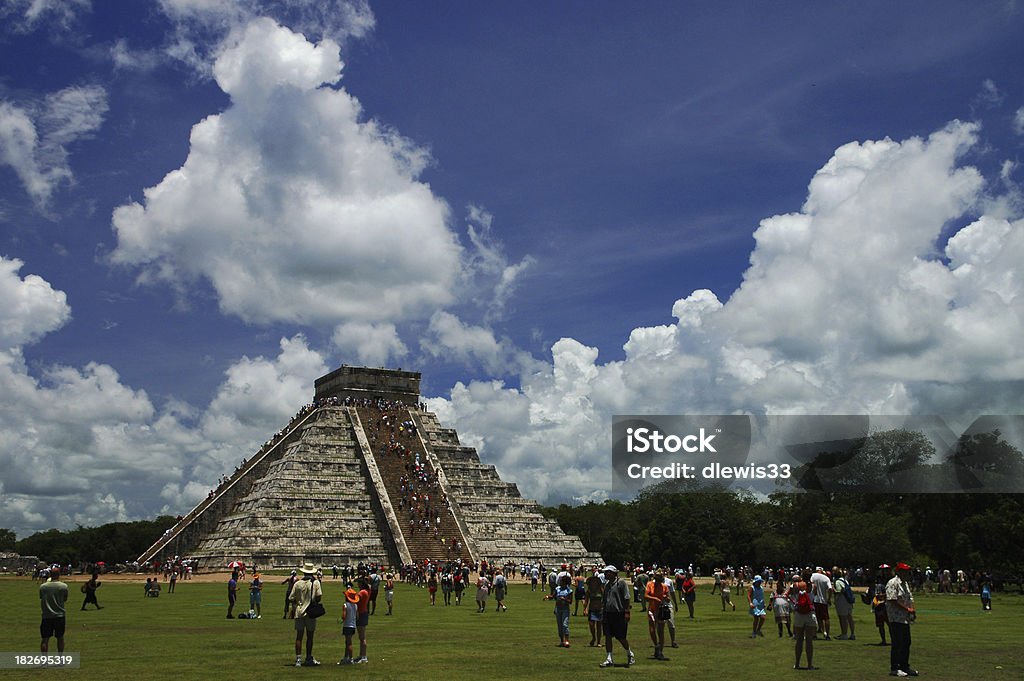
227,571,238,619
338,588,359,664
554,574,574,647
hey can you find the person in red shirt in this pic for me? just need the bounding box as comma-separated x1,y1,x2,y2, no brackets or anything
681,570,696,619
355,578,370,663
644,571,671,661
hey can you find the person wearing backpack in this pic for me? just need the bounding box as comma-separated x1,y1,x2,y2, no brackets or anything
787,570,818,671
833,567,856,640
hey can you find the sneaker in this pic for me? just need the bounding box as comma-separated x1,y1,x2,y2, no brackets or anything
295,657,302,667
627,651,635,666
338,658,353,666
906,671,919,677
890,671,909,678
356,657,369,664
599,658,614,668
302,658,321,667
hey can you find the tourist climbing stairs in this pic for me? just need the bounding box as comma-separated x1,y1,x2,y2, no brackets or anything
356,405,471,565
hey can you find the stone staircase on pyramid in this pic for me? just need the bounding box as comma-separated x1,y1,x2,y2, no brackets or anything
138,366,600,570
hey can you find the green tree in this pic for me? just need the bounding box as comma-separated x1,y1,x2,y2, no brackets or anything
0,528,15,551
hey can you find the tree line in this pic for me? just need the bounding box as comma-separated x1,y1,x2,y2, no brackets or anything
1,517,177,567
542,490,1024,578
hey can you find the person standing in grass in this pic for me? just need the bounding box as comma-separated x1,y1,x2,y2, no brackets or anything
290,563,324,666
771,580,792,638
80,572,102,611
599,565,635,668
584,569,604,647
747,574,767,638
720,571,736,611
338,588,359,665
226,570,238,619
355,577,371,663
810,566,833,640
40,567,69,654
427,572,438,606
644,570,670,660
680,570,697,619
886,562,918,678
493,569,508,612
475,571,491,613
441,569,453,606
833,567,856,640
788,570,818,671
574,572,587,616
554,573,573,647
453,570,465,605
282,570,298,618
385,573,395,615
249,572,263,619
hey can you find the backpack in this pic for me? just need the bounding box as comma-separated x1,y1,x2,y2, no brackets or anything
794,589,813,614
838,578,855,604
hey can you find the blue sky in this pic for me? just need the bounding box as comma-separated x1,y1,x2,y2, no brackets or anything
1,0,1023,536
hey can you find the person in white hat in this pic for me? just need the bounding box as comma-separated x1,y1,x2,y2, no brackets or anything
289,562,323,666
599,566,634,668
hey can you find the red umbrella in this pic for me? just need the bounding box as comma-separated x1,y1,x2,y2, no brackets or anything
96,561,106,566
227,560,245,569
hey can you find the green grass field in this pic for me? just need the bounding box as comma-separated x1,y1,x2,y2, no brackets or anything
1,576,1021,680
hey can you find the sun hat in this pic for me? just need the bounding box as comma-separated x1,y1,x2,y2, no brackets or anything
345,588,359,603
896,562,912,571
299,562,319,575
602,565,618,573
753,575,763,583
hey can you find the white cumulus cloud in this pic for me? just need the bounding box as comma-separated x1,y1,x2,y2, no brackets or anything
0,85,107,209
0,255,335,536
431,120,1024,504
111,18,461,328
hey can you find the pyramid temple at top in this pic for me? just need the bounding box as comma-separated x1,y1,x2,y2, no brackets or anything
139,366,601,569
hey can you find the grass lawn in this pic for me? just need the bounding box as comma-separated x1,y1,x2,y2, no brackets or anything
1,576,1021,680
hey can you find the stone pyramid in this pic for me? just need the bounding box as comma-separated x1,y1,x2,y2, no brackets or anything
139,366,600,569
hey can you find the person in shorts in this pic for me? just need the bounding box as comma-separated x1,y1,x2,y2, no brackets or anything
355,578,370,663
338,588,359,665
384,573,395,615
772,580,792,638
788,571,818,670
599,565,634,668
289,562,323,666
584,569,604,648
810,566,833,640
40,568,69,653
